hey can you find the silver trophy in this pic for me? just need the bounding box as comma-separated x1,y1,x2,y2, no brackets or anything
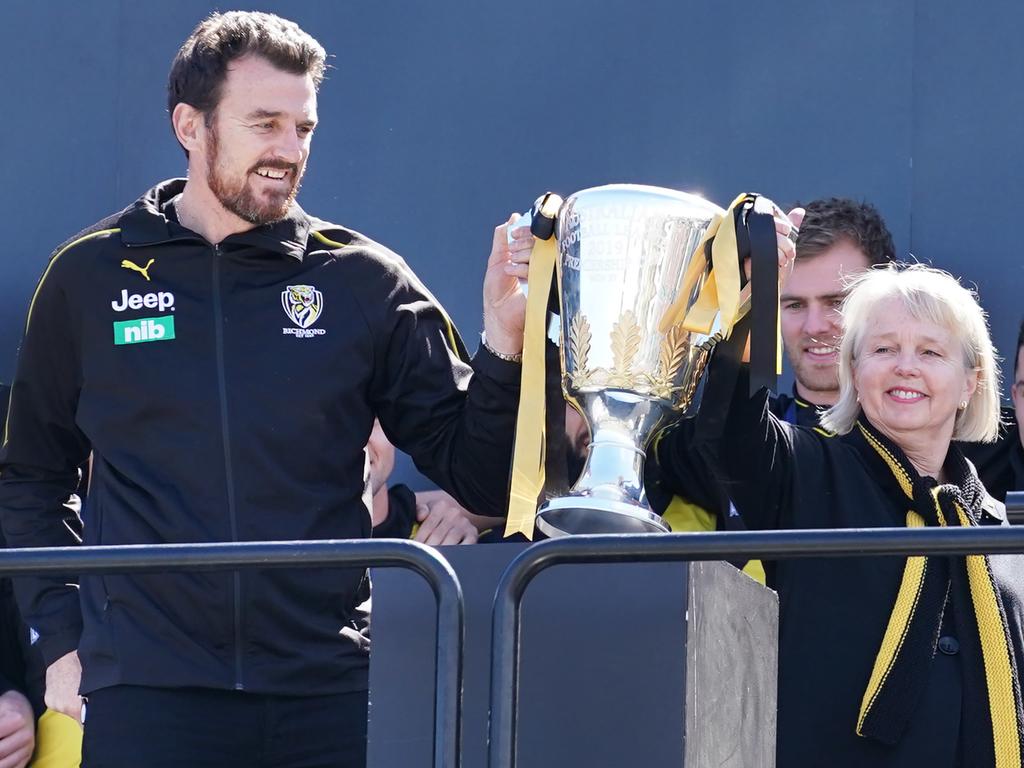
535,184,728,538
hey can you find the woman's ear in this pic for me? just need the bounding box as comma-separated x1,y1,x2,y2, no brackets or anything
963,365,980,401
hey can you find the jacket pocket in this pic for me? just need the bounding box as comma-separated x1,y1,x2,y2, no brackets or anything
83,471,115,616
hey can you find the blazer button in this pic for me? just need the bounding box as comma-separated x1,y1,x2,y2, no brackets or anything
938,636,960,655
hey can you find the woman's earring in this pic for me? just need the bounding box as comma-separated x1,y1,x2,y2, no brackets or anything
959,400,968,411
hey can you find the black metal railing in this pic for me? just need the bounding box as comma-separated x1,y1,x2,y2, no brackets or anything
486,526,1024,768
9,528,1024,768
0,539,464,768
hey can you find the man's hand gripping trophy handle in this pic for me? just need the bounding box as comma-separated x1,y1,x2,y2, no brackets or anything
506,192,562,297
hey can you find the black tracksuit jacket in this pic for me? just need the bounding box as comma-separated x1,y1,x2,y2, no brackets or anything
0,179,519,697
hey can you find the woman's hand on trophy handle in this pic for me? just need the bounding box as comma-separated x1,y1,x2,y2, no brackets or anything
740,205,805,364
482,213,532,356
743,205,805,282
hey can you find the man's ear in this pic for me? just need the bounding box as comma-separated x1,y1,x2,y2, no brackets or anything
171,102,205,155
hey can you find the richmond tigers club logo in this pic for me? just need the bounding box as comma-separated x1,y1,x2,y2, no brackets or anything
281,285,326,338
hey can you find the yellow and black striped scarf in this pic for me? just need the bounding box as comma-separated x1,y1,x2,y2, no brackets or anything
856,420,1024,765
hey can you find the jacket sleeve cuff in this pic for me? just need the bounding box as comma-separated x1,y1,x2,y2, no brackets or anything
37,626,81,668
471,342,522,387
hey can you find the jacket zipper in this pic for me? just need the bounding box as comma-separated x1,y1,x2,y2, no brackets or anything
212,244,245,691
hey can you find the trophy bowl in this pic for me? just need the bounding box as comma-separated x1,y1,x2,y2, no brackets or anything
535,184,726,538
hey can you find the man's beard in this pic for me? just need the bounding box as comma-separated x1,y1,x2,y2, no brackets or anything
787,343,841,395
205,125,303,226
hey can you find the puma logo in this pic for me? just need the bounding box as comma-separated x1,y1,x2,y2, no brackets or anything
121,258,155,281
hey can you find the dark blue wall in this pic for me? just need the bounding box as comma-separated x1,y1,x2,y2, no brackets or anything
3,1,1022,482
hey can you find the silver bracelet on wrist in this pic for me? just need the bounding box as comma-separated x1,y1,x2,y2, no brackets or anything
480,333,523,363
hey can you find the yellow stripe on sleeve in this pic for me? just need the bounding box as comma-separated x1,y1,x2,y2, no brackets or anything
4,228,120,447
312,229,467,363
25,228,121,333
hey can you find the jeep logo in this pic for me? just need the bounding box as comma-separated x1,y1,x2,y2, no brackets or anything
111,289,175,313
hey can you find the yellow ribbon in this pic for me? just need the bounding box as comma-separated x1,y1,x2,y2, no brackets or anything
658,193,748,336
659,192,782,373
504,236,558,539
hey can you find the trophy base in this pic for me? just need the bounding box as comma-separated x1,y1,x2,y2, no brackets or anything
535,496,669,538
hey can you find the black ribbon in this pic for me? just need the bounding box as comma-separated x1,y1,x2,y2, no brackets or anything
744,200,779,396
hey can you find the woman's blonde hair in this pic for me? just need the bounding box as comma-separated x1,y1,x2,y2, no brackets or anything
820,264,1001,442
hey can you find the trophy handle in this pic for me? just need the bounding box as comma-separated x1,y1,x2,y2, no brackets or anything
507,209,532,296
506,193,563,296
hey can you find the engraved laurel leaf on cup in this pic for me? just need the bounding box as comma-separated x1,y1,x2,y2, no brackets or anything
657,322,689,383
569,313,592,372
610,310,642,375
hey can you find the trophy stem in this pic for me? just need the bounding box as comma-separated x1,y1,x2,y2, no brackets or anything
536,393,670,537
572,426,648,505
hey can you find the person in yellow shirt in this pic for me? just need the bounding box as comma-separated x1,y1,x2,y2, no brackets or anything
1,383,81,768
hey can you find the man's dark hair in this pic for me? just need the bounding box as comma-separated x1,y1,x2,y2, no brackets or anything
167,11,326,146
795,197,895,267
1015,318,1024,379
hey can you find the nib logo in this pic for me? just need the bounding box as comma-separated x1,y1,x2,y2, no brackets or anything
113,316,176,345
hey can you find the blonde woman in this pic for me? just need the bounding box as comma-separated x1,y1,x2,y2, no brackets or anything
662,263,1024,766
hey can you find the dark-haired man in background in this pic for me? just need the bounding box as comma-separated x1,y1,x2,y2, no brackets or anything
0,12,526,767
366,419,482,543
1010,321,1024,490
966,319,1024,502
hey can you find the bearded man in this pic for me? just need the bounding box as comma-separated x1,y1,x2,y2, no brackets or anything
0,12,527,768
775,197,896,418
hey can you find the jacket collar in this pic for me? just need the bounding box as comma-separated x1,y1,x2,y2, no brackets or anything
776,386,829,429
792,386,828,426
118,178,311,261
847,418,919,502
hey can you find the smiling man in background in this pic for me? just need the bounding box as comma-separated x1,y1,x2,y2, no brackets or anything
775,197,896,420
